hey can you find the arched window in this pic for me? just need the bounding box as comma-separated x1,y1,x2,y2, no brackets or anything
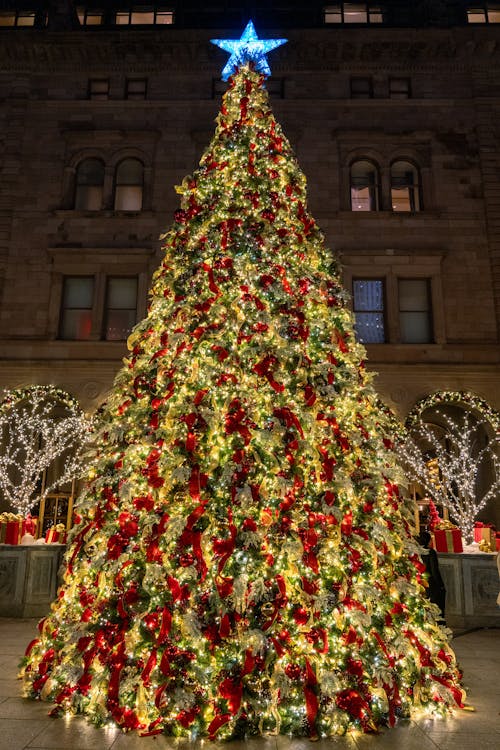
114,158,144,211
391,160,421,212
350,160,380,211
74,158,104,211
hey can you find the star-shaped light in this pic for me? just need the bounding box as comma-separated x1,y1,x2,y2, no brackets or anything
211,20,287,81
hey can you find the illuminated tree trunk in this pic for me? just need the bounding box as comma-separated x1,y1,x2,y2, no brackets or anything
21,66,464,740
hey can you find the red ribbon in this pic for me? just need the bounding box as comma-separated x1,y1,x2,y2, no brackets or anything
304,659,319,735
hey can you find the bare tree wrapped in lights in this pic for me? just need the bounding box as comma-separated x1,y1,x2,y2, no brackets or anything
396,410,500,544
0,386,92,516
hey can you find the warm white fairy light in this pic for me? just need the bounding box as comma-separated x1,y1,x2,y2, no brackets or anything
0,385,93,515
397,409,499,543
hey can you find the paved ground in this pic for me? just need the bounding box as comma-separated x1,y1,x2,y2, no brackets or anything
0,619,499,750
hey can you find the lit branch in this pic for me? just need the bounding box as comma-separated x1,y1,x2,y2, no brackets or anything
0,386,93,516
396,410,500,543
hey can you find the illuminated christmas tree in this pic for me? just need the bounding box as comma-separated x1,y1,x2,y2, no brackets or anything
21,23,464,740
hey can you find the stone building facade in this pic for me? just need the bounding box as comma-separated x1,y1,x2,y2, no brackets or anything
0,1,499,524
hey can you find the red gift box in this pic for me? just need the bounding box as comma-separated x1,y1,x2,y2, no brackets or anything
432,527,463,553
474,522,496,549
0,513,24,544
496,532,500,552
45,524,67,544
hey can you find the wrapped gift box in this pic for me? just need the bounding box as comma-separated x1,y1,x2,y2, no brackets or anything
45,523,67,544
431,523,463,553
496,532,500,552
0,513,24,544
474,522,496,549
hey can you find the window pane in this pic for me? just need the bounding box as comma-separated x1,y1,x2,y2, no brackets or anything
389,77,410,98
107,277,138,308
60,277,94,341
400,312,432,343
75,185,103,211
77,159,104,186
467,9,487,22
0,13,16,26
89,79,109,99
399,279,429,311
105,310,137,340
353,279,383,311
488,10,500,21
351,161,378,211
63,277,94,308
156,11,174,24
17,13,36,26
115,12,130,24
116,159,143,185
84,13,104,25
126,79,147,99
399,279,432,343
131,11,154,24
324,5,342,22
105,277,138,341
60,310,93,340
391,187,413,212
353,279,385,343
344,4,367,22
369,10,383,22
350,77,372,97
114,185,143,211
354,312,385,343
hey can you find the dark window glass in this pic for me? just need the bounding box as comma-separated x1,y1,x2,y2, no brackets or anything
350,160,380,211
389,77,411,99
89,79,109,100
114,159,144,211
126,78,147,99
350,77,373,98
399,278,433,343
391,161,421,212
60,277,94,340
74,158,104,211
353,279,385,343
104,277,138,340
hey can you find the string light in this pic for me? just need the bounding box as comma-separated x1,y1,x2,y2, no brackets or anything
397,408,499,544
0,385,93,516
19,64,464,740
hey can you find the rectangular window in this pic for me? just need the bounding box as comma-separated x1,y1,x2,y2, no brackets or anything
324,4,342,22
59,277,94,340
467,8,487,22
0,11,36,26
77,7,104,25
89,79,109,100
126,78,147,99
389,77,411,99
353,279,385,343
325,3,382,23
104,277,138,341
398,278,433,343
115,8,174,25
350,77,373,98
488,6,500,21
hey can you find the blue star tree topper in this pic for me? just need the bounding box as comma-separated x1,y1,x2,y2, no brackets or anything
211,20,287,81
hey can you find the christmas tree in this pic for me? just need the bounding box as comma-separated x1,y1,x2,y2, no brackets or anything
21,23,464,740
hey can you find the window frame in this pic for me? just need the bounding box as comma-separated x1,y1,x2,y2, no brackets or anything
390,160,422,213
398,277,434,344
103,276,139,341
114,7,174,25
59,276,95,341
467,4,500,23
342,255,445,347
352,277,387,344
125,78,148,100
389,77,411,99
350,159,381,212
88,78,110,100
0,10,37,27
113,158,144,212
324,3,383,24
74,157,105,212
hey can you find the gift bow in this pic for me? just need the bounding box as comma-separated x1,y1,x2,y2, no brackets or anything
435,520,457,531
